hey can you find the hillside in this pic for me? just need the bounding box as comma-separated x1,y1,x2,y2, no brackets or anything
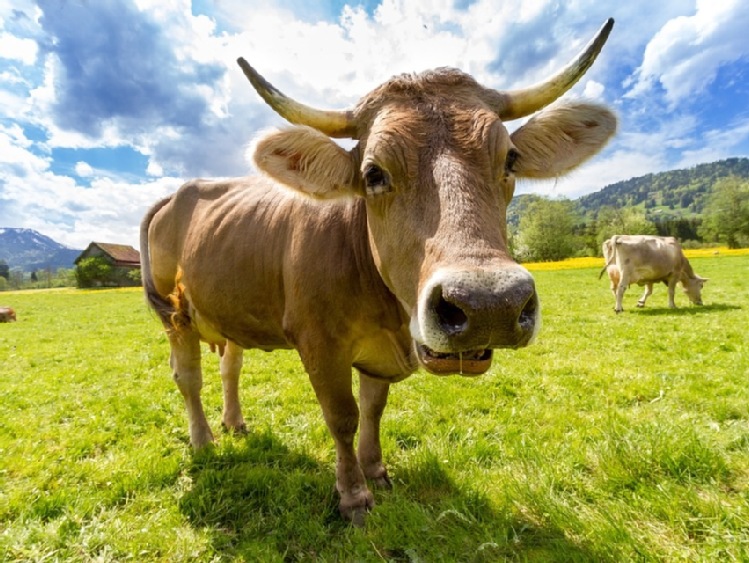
0,228,82,271
508,157,749,229
577,157,749,220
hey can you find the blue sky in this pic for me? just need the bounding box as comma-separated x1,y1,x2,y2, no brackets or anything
1,0,748,249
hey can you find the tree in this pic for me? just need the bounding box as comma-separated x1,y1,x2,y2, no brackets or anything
75,257,113,288
595,206,657,253
126,268,142,286
516,197,582,262
699,176,749,248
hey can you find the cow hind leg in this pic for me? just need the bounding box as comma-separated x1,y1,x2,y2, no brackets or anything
637,283,653,308
300,351,373,525
358,372,392,489
220,340,247,433
614,279,628,313
169,328,214,448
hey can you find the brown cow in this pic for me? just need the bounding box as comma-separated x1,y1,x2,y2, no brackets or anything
600,235,707,313
0,307,16,322
142,19,617,523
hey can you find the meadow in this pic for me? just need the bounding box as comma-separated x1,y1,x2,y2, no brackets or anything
1,253,748,561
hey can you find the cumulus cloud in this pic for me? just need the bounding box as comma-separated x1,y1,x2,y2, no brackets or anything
626,0,749,106
74,161,93,178
0,32,37,64
1,0,748,249
0,119,177,247
33,0,232,176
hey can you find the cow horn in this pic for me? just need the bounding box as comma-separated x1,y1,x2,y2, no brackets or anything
496,18,614,120
237,57,358,139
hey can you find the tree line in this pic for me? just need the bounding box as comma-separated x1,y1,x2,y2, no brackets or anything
510,176,749,262
0,258,142,291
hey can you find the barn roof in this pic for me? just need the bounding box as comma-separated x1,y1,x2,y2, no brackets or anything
76,242,141,267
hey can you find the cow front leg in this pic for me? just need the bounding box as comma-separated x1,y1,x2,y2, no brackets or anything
358,372,391,489
667,278,678,308
302,355,373,525
169,329,214,448
637,283,653,308
220,340,246,433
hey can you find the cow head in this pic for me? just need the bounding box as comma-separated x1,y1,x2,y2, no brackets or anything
683,276,707,306
240,19,617,375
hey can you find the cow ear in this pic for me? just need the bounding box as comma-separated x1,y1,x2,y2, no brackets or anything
252,126,358,199
509,102,617,179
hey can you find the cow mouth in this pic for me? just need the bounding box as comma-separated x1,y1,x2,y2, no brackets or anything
415,343,493,376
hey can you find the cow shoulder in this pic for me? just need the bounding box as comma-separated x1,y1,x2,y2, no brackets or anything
253,126,358,199
510,102,616,178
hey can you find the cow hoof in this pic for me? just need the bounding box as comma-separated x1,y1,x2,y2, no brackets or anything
636,302,645,308
363,464,392,489
350,507,368,528
190,428,216,450
371,473,392,490
339,488,374,526
221,421,248,435
614,309,623,314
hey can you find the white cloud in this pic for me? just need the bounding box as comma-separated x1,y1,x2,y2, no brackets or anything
676,117,749,168
582,80,605,100
0,121,178,248
74,161,93,178
626,0,749,106
146,160,163,177
1,0,748,252
0,32,37,64
519,150,667,200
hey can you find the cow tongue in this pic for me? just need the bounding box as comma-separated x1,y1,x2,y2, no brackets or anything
415,344,493,376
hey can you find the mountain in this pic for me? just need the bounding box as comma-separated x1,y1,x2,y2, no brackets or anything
0,228,82,271
508,157,749,229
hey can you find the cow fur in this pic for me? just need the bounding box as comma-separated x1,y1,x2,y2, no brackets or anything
601,235,707,312
142,56,616,524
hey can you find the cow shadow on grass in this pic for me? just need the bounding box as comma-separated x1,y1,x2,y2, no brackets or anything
178,429,604,561
633,303,741,316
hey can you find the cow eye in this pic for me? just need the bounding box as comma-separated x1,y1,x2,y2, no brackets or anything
505,148,520,174
363,164,391,196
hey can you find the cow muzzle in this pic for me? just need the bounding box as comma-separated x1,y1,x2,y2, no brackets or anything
410,267,539,375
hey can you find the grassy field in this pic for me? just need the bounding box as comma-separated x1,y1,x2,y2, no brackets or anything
1,254,747,561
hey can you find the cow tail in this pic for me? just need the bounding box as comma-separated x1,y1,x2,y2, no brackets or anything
140,197,191,332
598,256,615,280
598,237,618,280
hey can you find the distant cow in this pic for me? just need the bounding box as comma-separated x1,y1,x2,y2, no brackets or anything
600,235,707,313
142,20,616,523
0,307,16,322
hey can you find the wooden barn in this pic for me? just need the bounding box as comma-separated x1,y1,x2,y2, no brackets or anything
74,242,141,287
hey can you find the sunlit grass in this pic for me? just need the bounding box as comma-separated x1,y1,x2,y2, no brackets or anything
1,255,748,561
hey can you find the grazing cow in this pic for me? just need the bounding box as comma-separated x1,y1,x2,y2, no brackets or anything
0,307,16,322
600,235,707,313
142,19,617,523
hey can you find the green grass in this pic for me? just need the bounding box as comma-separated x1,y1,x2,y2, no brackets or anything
1,256,748,561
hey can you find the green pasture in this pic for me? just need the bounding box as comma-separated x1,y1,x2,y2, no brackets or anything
1,255,747,561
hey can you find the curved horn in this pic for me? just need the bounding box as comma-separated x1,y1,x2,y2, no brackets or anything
496,18,614,120
237,57,358,139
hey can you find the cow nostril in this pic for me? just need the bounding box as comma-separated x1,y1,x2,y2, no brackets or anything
518,292,538,331
435,296,468,335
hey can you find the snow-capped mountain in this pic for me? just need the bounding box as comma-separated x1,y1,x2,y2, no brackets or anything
0,228,82,271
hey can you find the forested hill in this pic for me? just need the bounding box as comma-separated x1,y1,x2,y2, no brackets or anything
576,157,749,219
